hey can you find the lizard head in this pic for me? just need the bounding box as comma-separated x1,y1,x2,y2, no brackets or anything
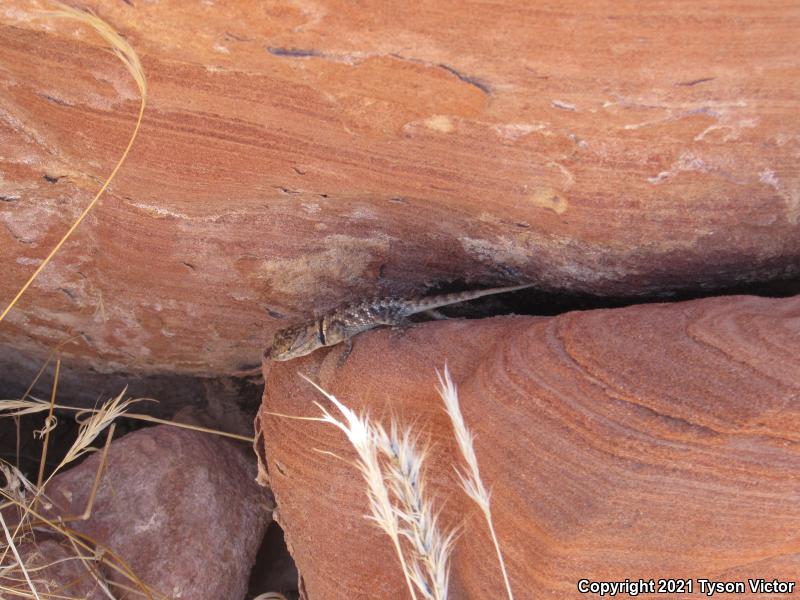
269,322,322,361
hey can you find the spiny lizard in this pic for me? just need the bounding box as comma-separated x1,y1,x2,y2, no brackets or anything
268,283,533,361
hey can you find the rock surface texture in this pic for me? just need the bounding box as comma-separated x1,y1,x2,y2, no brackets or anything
48,425,273,600
1,1,799,374
0,538,106,600
257,295,800,599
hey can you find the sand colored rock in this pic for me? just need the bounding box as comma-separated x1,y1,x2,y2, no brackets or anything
48,425,273,600
0,1,799,373
257,295,800,599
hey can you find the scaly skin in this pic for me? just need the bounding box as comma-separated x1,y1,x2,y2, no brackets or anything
268,283,533,361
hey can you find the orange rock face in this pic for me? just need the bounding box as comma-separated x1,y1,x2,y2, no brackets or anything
1,1,799,373
257,295,800,599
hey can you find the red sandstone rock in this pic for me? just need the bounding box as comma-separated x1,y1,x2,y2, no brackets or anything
0,2,799,373
48,425,273,600
257,295,800,599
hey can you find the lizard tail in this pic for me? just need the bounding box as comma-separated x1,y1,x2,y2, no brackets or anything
401,283,535,316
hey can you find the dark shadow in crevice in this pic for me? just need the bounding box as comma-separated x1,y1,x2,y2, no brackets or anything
247,521,300,600
423,274,800,320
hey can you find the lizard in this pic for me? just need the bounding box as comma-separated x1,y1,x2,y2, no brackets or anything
268,283,533,361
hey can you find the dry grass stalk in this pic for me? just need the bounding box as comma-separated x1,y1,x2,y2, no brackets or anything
374,423,454,600
0,397,254,443
436,365,515,600
34,359,60,507
2,388,135,486
0,511,41,599
0,2,147,324
44,3,147,96
1,463,38,504
54,390,134,472
0,491,160,599
298,375,419,600
0,7,163,598
78,423,116,522
1,389,138,582
8,338,77,473
0,463,40,574
63,533,116,600
299,375,456,600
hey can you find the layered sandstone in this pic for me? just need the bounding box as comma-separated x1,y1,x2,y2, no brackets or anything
257,295,800,599
1,1,798,374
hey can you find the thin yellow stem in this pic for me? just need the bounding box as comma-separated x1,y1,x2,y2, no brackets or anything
2,400,255,443
0,2,147,324
0,99,145,324
81,422,115,520
122,412,255,443
15,415,20,469
65,404,254,443
35,358,60,493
